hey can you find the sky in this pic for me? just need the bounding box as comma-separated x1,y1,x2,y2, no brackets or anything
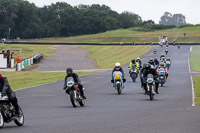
27,0,200,24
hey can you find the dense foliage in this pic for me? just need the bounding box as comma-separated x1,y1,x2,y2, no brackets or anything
0,0,142,39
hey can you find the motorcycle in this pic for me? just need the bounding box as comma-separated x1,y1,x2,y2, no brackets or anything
64,77,85,107
0,92,24,129
166,60,171,70
129,66,138,82
113,71,124,94
158,68,166,87
146,74,156,100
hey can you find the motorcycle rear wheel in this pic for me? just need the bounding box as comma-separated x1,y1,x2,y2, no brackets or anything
14,107,24,126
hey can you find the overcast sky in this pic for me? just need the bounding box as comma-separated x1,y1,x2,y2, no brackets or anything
27,0,200,24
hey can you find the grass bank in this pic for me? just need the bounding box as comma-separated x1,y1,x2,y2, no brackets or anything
22,25,200,43
0,43,55,60
1,71,92,90
190,46,200,72
78,45,152,69
193,76,200,106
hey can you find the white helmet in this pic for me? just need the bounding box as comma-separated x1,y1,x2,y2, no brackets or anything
137,57,140,60
115,63,121,70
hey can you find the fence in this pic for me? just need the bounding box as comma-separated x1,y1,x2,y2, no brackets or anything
16,53,43,71
4,42,200,46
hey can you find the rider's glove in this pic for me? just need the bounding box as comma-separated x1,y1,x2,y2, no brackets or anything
111,79,114,83
63,87,66,90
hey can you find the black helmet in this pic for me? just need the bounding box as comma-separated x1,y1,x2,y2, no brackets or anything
154,57,158,61
132,59,135,63
66,68,73,75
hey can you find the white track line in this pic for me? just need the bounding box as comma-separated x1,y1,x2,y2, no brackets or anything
188,46,195,106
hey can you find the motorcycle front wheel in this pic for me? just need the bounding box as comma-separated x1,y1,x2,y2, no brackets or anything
14,107,24,126
70,91,78,107
149,87,154,101
0,110,4,129
117,83,121,95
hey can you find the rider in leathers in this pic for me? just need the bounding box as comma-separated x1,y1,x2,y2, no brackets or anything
63,68,86,99
0,72,20,115
142,63,159,94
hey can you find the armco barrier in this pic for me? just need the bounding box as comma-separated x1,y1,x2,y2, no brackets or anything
4,42,200,46
16,53,43,71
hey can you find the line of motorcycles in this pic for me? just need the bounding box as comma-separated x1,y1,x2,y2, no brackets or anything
112,59,170,101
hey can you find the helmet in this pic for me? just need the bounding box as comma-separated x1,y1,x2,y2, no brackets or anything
115,63,121,70
154,57,158,61
149,58,153,62
143,63,146,68
137,57,140,60
66,68,73,75
162,54,164,56
132,59,135,64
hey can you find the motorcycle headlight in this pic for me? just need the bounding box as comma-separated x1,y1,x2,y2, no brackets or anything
67,81,74,87
147,78,153,83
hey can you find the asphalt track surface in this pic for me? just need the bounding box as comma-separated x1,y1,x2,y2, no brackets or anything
2,46,200,133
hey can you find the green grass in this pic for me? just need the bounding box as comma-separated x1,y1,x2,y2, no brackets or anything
1,71,92,90
193,75,200,106
22,25,200,43
190,46,200,72
78,45,152,69
0,43,55,60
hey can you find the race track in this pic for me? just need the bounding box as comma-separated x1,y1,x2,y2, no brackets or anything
2,45,200,133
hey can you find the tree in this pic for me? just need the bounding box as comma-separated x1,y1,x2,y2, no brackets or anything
159,12,186,26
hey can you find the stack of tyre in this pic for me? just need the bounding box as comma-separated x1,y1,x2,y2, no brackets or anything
33,54,43,64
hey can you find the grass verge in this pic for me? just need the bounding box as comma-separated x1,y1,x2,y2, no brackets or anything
78,45,152,69
190,46,200,72
193,75,200,106
0,43,55,60
1,71,92,90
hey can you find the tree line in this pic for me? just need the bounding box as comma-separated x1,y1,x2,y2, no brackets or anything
0,0,142,39
0,0,187,39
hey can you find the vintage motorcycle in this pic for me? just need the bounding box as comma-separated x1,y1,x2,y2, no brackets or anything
0,92,24,129
64,77,85,108
113,71,125,94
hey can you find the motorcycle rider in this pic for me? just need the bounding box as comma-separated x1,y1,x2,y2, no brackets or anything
140,63,146,88
111,63,126,83
153,48,157,55
160,54,165,60
0,72,20,115
158,62,168,79
165,48,168,55
142,64,159,94
154,57,159,68
148,58,155,68
129,59,140,72
63,68,86,99
136,57,142,69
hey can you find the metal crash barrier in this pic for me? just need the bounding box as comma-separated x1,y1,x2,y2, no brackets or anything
16,53,43,71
